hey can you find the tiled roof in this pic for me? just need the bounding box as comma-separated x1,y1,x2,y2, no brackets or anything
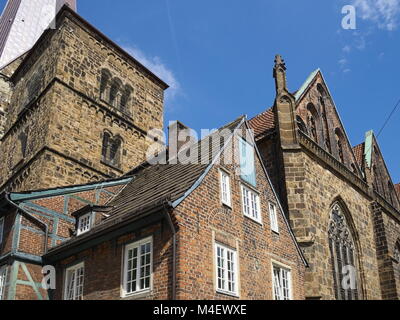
395,184,400,197
248,107,275,139
352,143,365,168
45,117,245,256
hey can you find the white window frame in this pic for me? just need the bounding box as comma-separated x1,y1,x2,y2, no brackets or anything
63,262,85,301
241,184,262,224
269,202,279,233
122,236,153,297
0,265,7,300
215,243,239,297
77,213,92,236
220,169,232,207
0,217,4,245
272,263,292,300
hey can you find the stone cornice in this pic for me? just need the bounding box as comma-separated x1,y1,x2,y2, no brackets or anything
297,130,371,198
0,146,112,192
373,191,400,223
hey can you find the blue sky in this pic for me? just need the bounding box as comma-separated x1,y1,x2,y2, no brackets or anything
3,0,400,182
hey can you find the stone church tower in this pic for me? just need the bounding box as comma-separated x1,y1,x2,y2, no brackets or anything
0,4,167,191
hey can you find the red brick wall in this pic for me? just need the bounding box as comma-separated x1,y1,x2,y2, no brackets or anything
173,135,306,300
51,222,173,300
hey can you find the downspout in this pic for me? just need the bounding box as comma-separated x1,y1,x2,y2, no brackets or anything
163,202,177,300
5,193,49,254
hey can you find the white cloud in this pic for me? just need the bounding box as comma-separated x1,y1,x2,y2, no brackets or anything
353,0,400,30
123,46,181,104
338,58,348,66
342,45,352,52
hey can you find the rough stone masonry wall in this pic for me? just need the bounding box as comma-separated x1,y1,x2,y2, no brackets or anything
372,202,400,300
173,135,306,300
283,148,381,300
0,11,165,192
42,13,165,182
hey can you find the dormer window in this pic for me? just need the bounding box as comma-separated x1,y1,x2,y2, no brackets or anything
72,205,113,237
77,213,92,236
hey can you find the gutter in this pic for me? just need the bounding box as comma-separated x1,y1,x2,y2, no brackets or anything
5,192,49,254
163,202,177,300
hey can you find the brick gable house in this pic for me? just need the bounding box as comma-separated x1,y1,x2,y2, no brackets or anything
249,56,400,300
0,117,307,300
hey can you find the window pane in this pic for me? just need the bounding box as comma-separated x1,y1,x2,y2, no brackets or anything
239,139,256,186
125,240,152,295
216,245,237,295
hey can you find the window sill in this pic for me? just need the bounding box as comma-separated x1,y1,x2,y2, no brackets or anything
216,290,240,299
222,202,232,209
100,99,133,120
243,214,263,226
101,160,123,173
121,289,152,300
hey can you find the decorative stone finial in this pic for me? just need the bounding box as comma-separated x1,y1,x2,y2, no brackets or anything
274,54,286,71
273,54,287,93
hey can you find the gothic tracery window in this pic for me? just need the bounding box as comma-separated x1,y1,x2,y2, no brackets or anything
328,203,359,300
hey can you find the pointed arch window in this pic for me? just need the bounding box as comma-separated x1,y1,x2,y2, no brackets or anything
306,103,319,143
102,131,123,168
328,203,359,300
335,129,345,163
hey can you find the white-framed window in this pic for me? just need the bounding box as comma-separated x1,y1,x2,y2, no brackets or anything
122,237,153,297
64,262,84,300
220,169,232,207
269,202,279,233
241,184,262,223
215,243,238,296
0,265,7,300
273,265,292,300
0,217,4,245
77,213,92,236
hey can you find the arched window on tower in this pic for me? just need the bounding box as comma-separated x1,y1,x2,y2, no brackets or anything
100,69,112,102
109,78,123,108
101,131,123,168
335,129,345,164
328,203,359,300
306,103,320,143
120,85,133,115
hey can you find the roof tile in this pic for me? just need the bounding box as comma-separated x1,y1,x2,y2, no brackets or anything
248,107,275,139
